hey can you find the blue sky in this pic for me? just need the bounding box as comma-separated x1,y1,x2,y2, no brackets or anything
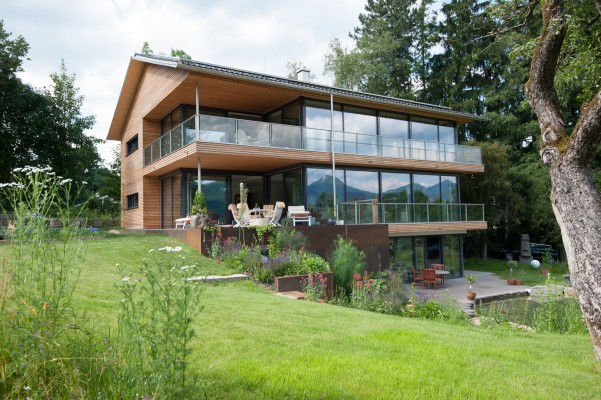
2,0,367,162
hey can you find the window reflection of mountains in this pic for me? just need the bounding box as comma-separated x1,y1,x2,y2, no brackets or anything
307,175,456,203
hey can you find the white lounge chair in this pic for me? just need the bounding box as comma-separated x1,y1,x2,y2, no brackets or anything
175,215,190,229
269,201,285,226
288,205,311,226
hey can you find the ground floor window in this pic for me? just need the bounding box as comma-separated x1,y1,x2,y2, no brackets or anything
126,193,138,209
389,234,463,279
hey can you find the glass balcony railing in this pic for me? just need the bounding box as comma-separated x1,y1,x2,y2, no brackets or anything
143,114,483,166
337,201,485,225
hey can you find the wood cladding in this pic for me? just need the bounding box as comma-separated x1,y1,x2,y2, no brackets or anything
142,142,482,177
387,221,487,236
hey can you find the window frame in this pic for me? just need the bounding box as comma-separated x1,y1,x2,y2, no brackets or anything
126,135,139,156
126,193,139,209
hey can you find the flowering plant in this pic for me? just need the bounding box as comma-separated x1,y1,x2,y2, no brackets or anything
301,273,327,302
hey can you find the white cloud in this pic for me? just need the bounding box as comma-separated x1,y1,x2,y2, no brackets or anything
4,0,364,164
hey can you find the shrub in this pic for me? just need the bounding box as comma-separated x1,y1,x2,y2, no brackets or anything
268,226,309,255
329,236,366,295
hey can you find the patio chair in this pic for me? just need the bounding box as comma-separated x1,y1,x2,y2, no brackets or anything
235,129,247,144
288,205,311,226
236,203,254,226
423,268,439,289
175,215,190,229
230,204,252,227
269,201,285,226
257,128,270,145
262,204,274,218
412,265,424,284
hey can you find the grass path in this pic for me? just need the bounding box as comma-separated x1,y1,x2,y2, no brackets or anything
73,234,600,399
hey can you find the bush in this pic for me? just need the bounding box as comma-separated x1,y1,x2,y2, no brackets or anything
329,236,366,295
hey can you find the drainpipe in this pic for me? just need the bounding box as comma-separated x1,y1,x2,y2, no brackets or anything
195,81,200,141
196,82,201,194
330,93,337,219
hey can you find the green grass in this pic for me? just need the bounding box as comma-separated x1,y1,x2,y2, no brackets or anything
465,258,570,286
7,234,599,399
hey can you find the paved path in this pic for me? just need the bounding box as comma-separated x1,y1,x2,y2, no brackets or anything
412,270,531,315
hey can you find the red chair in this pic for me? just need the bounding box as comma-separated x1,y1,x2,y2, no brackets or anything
412,265,424,285
423,268,439,289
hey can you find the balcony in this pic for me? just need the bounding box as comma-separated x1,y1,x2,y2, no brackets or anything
336,201,485,225
143,115,482,167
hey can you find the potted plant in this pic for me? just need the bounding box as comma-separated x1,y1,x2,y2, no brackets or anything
190,191,208,228
466,273,477,300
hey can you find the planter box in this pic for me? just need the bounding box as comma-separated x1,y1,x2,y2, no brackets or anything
274,272,334,299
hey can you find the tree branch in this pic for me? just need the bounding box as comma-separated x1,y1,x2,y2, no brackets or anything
567,89,601,166
525,0,568,165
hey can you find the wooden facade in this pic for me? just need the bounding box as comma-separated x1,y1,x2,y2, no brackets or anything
108,54,487,243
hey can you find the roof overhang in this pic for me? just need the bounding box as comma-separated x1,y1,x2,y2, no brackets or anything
107,54,487,141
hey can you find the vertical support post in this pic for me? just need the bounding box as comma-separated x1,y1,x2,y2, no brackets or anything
330,93,337,220
372,199,378,224
197,157,202,194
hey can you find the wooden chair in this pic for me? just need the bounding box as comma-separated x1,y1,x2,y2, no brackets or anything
287,205,311,226
262,204,274,218
412,265,424,285
423,268,439,289
431,263,446,286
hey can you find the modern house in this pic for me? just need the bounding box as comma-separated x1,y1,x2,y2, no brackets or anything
107,53,486,276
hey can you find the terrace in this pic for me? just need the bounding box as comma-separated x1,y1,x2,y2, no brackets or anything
143,114,483,167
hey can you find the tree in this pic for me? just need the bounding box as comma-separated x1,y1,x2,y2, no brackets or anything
0,22,100,187
324,0,438,99
524,0,601,363
285,59,316,81
140,41,192,60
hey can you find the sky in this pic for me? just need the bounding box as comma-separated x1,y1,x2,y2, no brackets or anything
2,0,367,164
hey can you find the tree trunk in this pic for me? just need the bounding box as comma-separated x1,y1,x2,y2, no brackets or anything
550,163,601,362
525,0,601,363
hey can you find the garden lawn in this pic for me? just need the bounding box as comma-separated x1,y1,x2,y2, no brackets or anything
58,235,601,398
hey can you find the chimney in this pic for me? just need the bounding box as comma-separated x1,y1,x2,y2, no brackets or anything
296,68,310,82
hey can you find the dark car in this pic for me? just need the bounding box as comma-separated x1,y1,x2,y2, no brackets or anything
495,243,558,262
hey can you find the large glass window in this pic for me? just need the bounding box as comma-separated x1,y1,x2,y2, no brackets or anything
389,237,413,269
381,172,411,223
444,235,462,277
232,175,263,210
305,100,343,152
413,174,441,222
188,174,228,224
380,111,409,158
411,116,438,142
345,170,378,224
306,168,343,221
439,120,456,144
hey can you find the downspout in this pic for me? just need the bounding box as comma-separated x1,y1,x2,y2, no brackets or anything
196,81,201,194
330,93,337,219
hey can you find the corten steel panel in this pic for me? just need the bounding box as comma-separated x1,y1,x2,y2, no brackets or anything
275,272,334,299
184,229,202,253
208,225,390,271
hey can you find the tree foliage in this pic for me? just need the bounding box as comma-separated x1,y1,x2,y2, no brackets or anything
0,21,101,195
